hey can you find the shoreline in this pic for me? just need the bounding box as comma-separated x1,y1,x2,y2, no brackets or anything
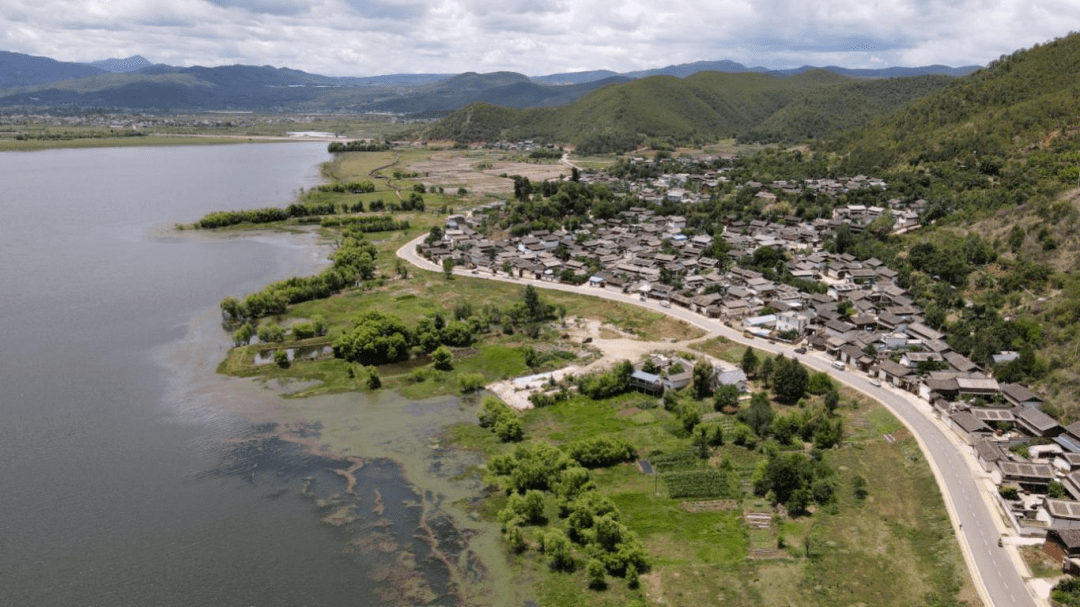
0,133,329,153
156,225,521,606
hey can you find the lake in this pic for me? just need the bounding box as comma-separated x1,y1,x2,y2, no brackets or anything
0,144,511,606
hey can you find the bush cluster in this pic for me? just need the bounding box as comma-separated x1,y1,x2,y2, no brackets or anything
478,397,524,442
487,442,648,588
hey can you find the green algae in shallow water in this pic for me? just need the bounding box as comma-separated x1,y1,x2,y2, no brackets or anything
204,388,530,607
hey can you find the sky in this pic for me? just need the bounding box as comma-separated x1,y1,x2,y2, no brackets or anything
4,0,1080,76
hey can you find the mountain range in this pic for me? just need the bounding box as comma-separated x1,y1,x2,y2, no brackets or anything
427,70,959,151
0,49,980,115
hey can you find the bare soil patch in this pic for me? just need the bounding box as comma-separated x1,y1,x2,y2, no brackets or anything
403,153,567,196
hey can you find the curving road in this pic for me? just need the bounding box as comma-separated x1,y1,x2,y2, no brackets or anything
397,234,1039,607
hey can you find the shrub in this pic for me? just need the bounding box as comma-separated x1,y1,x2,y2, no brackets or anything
566,436,637,468
586,558,607,590
232,324,254,346
291,322,316,340
258,323,285,343
478,396,524,442
495,416,525,442
1052,577,1080,607
542,529,575,571
274,350,289,368
458,372,485,393
432,345,453,370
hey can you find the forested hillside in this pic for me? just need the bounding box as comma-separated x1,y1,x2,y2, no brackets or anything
817,34,1080,418
427,70,955,152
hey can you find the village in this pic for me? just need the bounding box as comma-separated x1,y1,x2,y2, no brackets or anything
417,158,1080,577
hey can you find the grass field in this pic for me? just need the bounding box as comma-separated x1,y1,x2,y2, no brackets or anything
447,361,980,607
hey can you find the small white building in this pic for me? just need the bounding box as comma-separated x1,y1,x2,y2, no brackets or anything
774,311,809,334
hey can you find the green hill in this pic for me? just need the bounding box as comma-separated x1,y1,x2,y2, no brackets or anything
829,34,1080,177
426,69,954,152
817,34,1080,418
428,72,803,151
745,73,954,143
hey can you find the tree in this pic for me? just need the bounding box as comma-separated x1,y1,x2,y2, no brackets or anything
739,392,775,437
759,355,775,385
523,284,546,322
232,323,254,346
220,296,243,320
291,322,316,340
502,489,547,525
332,311,414,365
678,403,702,433
714,384,740,411
586,558,607,590
258,322,285,343
641,358,660,374
772,356,808,404
694,426,711,459
442,257,454,279
1049,481,1068,499
311,314,328,336
366,366,381,389
741,347,759,377
692,360,714,399
274,349,289,368
806,371,833,395
824,389,840,413
424,226,444,246
458,372,485,394
543,529,575,571
432,346,453,370
495,414,524,442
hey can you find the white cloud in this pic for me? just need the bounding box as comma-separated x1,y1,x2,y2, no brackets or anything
2,0,1080,75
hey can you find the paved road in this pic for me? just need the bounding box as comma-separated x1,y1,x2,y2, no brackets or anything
397,234,1038,607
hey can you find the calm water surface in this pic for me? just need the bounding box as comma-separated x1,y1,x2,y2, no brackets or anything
0,144,492,606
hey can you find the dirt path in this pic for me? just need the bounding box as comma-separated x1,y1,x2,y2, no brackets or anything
488,317,722,410
370,153,404,200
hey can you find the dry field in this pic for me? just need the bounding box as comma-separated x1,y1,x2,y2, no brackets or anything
402,150,569,196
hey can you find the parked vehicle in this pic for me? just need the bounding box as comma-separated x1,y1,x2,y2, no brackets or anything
831,360,846,371
794,347,807,354
870,378,882,387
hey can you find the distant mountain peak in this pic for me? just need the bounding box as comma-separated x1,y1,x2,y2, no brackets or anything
89,56,153,73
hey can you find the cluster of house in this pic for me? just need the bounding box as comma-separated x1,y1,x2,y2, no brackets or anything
476,140,558,153
964,408,1080,573
624,353,748,397
420,192,1078,564
423,204,1037,414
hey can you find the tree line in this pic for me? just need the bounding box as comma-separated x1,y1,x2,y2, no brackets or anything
327,141,391,153
220,227,379,321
